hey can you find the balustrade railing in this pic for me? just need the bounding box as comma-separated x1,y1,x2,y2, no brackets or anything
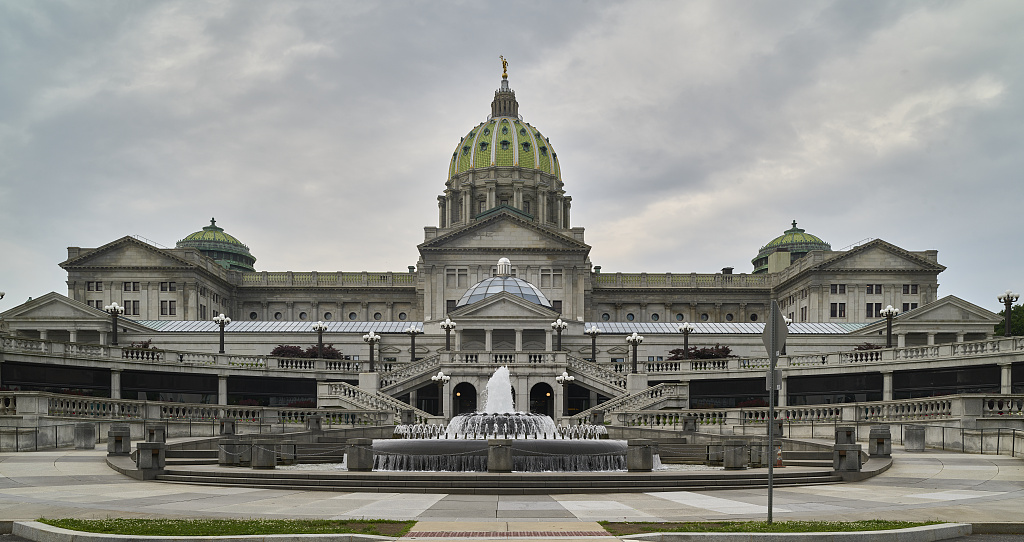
572,382,686,421
379,355,440,389
323,382,432,422
859,396,954,422
566,356,626,391
741,405,844,424
618,409,728,428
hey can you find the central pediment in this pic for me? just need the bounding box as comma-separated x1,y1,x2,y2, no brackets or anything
419,211,590,254
449,291,559,320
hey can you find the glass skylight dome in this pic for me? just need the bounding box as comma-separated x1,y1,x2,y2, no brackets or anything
455,258,552,308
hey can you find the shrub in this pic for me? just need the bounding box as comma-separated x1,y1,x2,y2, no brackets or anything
303,344,343,359
667,344,732,360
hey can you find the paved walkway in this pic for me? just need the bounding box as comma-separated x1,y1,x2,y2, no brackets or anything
1,446,1022,540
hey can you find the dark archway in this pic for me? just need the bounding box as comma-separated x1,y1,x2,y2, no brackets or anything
453,382,477,415
529,382,554,418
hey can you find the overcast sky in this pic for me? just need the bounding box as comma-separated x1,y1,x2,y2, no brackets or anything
2,0,1021,315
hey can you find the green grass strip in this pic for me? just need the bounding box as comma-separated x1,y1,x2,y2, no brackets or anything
40,518,415,537
600,520,942,535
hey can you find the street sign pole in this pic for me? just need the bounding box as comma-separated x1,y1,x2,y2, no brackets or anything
761,300,787,524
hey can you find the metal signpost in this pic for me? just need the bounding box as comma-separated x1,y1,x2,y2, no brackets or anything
761,300,787,524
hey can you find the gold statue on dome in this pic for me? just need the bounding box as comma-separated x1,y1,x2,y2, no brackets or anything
500,55,508,79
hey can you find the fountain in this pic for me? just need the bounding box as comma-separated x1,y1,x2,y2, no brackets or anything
375,366,627,472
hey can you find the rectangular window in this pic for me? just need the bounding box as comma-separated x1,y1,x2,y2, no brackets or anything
903,284,909,294
168,300,176,316
123,282,132,292
830,284,846,294
169,282,176,292
540,268,563,288
87,282,94,291
867,284,884,295
200,304,207,320
446,300,456,314
96,282,102,292
161,300,168,316
551,300,563,314
839,303,846,318
446,268,468,288
866,302,882,318
160,282,168,292
133,282,140,292
132,300,140,315
902,302,919,312
523,201,531,214
911,284,918,294
800,306,807,321
830,303,838,318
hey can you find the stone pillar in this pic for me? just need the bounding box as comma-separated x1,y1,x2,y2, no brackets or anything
778,376,788,408
99,331,108,345
69,330,78,343
927,333,936,345
107,425,131,456
515,329,523,351
868,425,891,457
626,373,649,393
218,437,240,465
220,419,236,435
833,444,862,472
627,439,654,472
359,372,380,393
723,439,748,470
305,415,323,434
74,423,96,450
346,438,374,471
136,442,167,471
110,369,121,400
443,386,453,420
218,376,228,406
146,426,166,443
487,439,513,472
250,439,277,469
485,329,493,352
545,330,553,351
882,371,893,401
904,425,925,452
835,426,856,445
1001,364,1013,395
956,332,965,343
39,329,48,340
897,333,906,348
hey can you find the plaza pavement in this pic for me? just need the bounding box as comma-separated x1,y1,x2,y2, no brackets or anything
1,442,1022,540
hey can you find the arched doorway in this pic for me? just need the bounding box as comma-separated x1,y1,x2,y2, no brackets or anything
453,382,477,415
529,382,554,418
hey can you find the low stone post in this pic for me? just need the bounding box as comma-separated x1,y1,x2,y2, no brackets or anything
305,415,323,434
723,439,749,470
136,442,166,470
904,425,926,452
107,424,131,456
834,425,856,445
146,426,166,443
220,419,236,435
707,443,724,465
251,439,277,469
682,415,697,432
488,439,513,473
591,410,605,426
770,419,784,438
217,437,241,466
279,442,298,465
400,410,415,425
833,444,862,472
346,438,374,471
627,439,654,472
74,423,96,450
868,425,892,457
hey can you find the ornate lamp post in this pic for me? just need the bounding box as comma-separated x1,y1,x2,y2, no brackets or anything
0,291,5,300
556,371,575,416
362,330,381,372
625,332,644,374
440,318,456,351
880,305,899,348
103,302,124,346
551,318,568,351
998,290,1019,337
780,316,793,355
431,371,450,416
584,325,601,362
677,322,695,358
213,313,232,354
311,320,328,358
405,325,423,361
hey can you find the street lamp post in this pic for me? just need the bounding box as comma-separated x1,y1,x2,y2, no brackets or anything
998,290,1019,337
551,318,568,351
431,371,450,417
440,318,457,351
0,291,5,300
556,371,575,416
213,314,232,354
362,330,381,372
405,325,423,361
626,332,644,374
677,322,695,358
780,316,793,355
584,325,601,362
880,305,899,348
311,321,328,358
103,302,124,346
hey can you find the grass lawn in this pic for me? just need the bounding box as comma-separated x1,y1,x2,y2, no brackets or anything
39,518,415,537
600,520,941,535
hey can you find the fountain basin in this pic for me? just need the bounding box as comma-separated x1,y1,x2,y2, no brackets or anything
373,438,627,472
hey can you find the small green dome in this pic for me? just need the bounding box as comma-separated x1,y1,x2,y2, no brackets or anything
177,218,256,272
752,221,830,274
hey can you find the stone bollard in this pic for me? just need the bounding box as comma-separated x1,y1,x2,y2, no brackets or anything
833,444,862,472
627,439,654,472
400,410,416,425
834,425,856,445
237,435,253,466
591,410,605,426
346,438,374,472
278,442,298,465
723,439,749,470
770,419,784,438
136,442,166,470
488,439,513,473
868,425,892,457
74,423,96,450
219,419,236,436
682,415,697,432
146,426,166,443
250,439,278,469
904,425,926,452
107,424,131,456
305,415,323,434
217,437,241,466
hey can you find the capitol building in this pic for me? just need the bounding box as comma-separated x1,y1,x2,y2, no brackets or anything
0,68,1015,420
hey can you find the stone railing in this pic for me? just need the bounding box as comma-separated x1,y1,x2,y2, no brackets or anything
572,382,686,422
237,271,416,288
450,351,563,365
567,356,627,391
48,396,145,419
741,405,844,424
323,382,432,422
379,355,441,390
617,409,729,428
859,396,954,422
592,272,770,289
983,396,1024,417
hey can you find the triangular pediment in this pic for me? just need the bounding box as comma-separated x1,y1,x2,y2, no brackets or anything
855,295,1000,335
61,237,194,269
449,291,558,320
0,292,153,332
816,240,945,272
420,211,590,254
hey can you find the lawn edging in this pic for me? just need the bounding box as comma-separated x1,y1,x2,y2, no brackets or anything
620,522,971,542
12,522,396,542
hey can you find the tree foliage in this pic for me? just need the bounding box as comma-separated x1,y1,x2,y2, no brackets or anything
270,345,305,358
667,344,732,360
994,303,1024,336
303,344,343,359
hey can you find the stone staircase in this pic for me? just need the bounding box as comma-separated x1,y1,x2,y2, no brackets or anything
573,382,686,422
322,381,433,422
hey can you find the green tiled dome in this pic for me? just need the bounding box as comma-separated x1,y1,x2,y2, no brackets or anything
177,218,256,272
752,221,830,274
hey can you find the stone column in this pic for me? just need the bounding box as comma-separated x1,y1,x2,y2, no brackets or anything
514,329,523,351
927,333,936,345
778,376,787,408
1001,364,1013,395
99,331,108,345
485,329,493,352
882,371,893,401
897,333,906,348
545,330,553,351
218,375,228,406
110,369,121,400
553,382,564,422
39,329,48,340
443,385,453,419
956,332,965,343
69,330,78,343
